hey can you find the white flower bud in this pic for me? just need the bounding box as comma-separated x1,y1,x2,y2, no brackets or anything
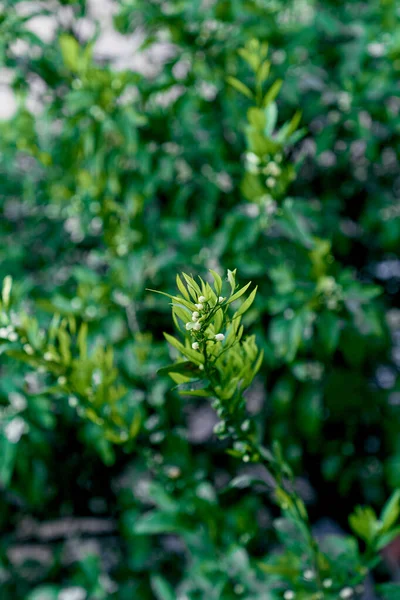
266,176,275,188
186,322,192,330
283,592,295,600
218,296,225,303
191,342,199,350
198,296,206,303
193,322,201,331
195,303,203,310
267,162,281,177
339,589,353,599
192,311,200,321
215,333,225,341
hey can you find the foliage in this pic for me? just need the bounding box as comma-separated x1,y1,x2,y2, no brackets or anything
0,0,399,597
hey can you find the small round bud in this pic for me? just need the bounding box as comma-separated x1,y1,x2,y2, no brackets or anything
215,333,225,341
193,322,201,331
198,295,206,303
283,592,295,600
191,342,199,350
185,322,192,330
192,311,200,321
195,303,203,310
218,296,225,303
266,176,275,188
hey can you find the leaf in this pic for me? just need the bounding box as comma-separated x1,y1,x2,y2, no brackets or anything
59,34,80,72
77,322,88,359
2,275,12,309
176,274,190,301
277,199,314,248
317,311,341,354
264,102,277,135
226,76,253,99
151,575,175,600
157,361,200,377
133,511,190,535
376,526,400,551
164,333,204,364
226,474,270,491
209,269,222,296
26,586,59,600
0,434,18,487
227,269,237,294
381,490,400,532
263,79,282,107
256,60,271,85
226,281,252,305
247,107,266,130
233,286,258,318
349,506,378,544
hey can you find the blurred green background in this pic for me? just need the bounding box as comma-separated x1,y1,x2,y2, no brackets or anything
0,0,399,598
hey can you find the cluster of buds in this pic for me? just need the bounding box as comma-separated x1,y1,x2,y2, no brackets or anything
316,275,344,311
184,294,226,350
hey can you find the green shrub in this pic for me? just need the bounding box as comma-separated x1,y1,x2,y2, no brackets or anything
0,0,399,598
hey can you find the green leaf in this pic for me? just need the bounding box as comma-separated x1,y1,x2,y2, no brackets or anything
164,333,204,364
381,490,400,532
349,506,378,544
59,34,80,72
227,269,237,294
176,274,190,301
209,269,222,296
26,586,59,600
2,275,12,309
263,79,282,107
264,102,277,135
227,281,252,305
133,511,191,535
157,361,200,377
0,434,18,487
317,311,341,354
226,76,254,99
151,575,175,600
226,474,270,491
233,286,258,318
256,60,271,85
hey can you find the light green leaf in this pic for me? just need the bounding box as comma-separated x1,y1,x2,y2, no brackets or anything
233,286,257,317
227,281,252,305
381,490,400,532
209,269,222,296
176,274,190,301
263,79,283,107
164,333,204,364
151,575,175,600
59,34,80,72
2,276,12,309
226,76,254,99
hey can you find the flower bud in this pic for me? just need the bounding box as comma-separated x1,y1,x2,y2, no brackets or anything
193,322,201,331
218,296,225,303
192,311,200,321
215,333,225,341
198,295,206,303
185,322,192,330
195,303,203,310
266,177,275,188
191,342,199,350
